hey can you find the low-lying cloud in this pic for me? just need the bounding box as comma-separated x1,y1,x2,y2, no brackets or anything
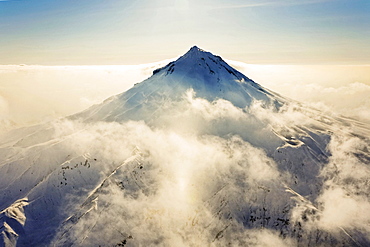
27,90,365,246
230,62,370,123
0,61,170,132
49,118,287,246
1,63,369,134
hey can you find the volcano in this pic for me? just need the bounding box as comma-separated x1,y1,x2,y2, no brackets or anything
74,46,282,123
0,47,369,247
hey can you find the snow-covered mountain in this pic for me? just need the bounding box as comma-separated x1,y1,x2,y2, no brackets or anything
1,46,369,246
73,46,282,122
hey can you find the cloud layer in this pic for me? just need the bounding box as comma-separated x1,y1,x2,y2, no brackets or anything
0,61,171,132
230,62,370,123
31,90,366,246
1,63,369,135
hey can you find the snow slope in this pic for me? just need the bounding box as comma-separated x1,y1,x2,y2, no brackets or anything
0,46,369,246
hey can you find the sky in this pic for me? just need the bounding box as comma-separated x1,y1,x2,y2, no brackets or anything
0,0,370,65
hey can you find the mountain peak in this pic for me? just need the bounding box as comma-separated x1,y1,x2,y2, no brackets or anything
154,46,260,88
154,46,243,80
189,45,200,50
178,45,211,62
188,45,204,53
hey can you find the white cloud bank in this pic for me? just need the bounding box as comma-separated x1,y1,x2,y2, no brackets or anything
0,85,369,245
229,62,370,124
47,98,293,246
1,62,369,135
45,91,369,246
0,61,171,132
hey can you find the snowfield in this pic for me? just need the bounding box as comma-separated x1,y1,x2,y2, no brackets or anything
0,47,369,246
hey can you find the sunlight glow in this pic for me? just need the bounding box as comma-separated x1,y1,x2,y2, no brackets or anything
178,176,188,192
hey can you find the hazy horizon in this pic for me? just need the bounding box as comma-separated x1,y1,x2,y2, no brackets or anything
1,58,369,134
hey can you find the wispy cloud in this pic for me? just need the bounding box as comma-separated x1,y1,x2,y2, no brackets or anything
211,0,334,9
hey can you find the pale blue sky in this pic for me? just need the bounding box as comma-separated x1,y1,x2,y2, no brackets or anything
0,0,369,65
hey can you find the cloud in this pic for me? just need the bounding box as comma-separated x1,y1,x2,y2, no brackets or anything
244,229,297,247
229,62,370,124
48,118,287,246
1,85,369,245
211,0,334,9
0,62,170,132
50,91,370,245
0,94,9,118
44,91,302,246
317,187,370,232
319,134,370,227
287,130,370,245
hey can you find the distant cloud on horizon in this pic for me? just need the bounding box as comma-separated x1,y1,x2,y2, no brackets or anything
0,62,369,133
